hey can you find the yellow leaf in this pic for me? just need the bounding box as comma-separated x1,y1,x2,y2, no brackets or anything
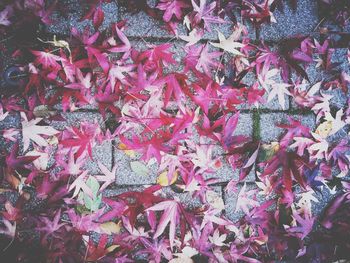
315,121,332,138
100,221,121,235
106,244,119,253
118,143,136,158
157,170,178,186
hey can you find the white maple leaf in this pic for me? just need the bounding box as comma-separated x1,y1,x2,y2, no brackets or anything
95,162,117,191
290,137,314,156
311,91,333,121
235,183,259,214
209,229,227,246
68,170,94,199
179,28,203,46
210,30,244,56
324,109,346,136
21,112,59,152
308,133,329,160
258,68,280,91
267,82,292,110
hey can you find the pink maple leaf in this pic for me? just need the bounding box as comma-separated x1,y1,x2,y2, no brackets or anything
157,0,190,22
146,199,181,249
185,44,222,77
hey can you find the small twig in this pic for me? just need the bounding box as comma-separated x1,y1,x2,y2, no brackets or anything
313,17,325,32
0,35,14,44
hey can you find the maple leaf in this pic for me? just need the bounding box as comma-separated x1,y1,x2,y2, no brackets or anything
192,82,217,114
311,91,333,121
328,140,350,174
184,44,222,77
278,117,311,147
93,7,104,30
108,62,134,91
190,0,225,30
68,170,94,199
139,43,176,70
86,46,110,74
210,31,244,56
31,50,62,70
5,143,39,171
146,199,182,249
61,121,100,159
235,183,259,214
36,209,66,241
286,208,314,240
65,68,92,91
308,133,329,160
324,109,346,136
21,112,59,152
157,0,190,22
95,161,117,191
159,73,188,110
267,82,292,110
186,142,221,173
290,137,314,156
179,28,204,46
118,186,163,227
209,229,227,247
108,24,131,59
0,6,12,26
262,149,309,192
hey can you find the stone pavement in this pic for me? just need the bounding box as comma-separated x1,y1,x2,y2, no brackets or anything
1,0,349,222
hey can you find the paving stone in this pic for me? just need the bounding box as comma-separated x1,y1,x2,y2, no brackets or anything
119,7,187,39
259,112,316,143
50,111,113,173
259,0,319,42
291,48,350,110
0,112,21,151
114,136,158,185
0,112,21,130
46,1,119,35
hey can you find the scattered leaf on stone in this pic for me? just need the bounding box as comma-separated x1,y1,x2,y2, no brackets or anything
130,161,150,176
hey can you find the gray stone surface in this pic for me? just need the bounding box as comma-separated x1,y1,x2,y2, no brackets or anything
114,147,158,185
0,112,20,130
259,112,316,143
259,0,319,41
0,113,21,152
119,7,187,38
47,1,119,35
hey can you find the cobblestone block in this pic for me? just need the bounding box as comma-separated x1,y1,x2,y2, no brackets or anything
119,7,187,39
114,136,158,185
259,0,319,41
259,112,316,143
47,1,119,35
0,112,21,151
